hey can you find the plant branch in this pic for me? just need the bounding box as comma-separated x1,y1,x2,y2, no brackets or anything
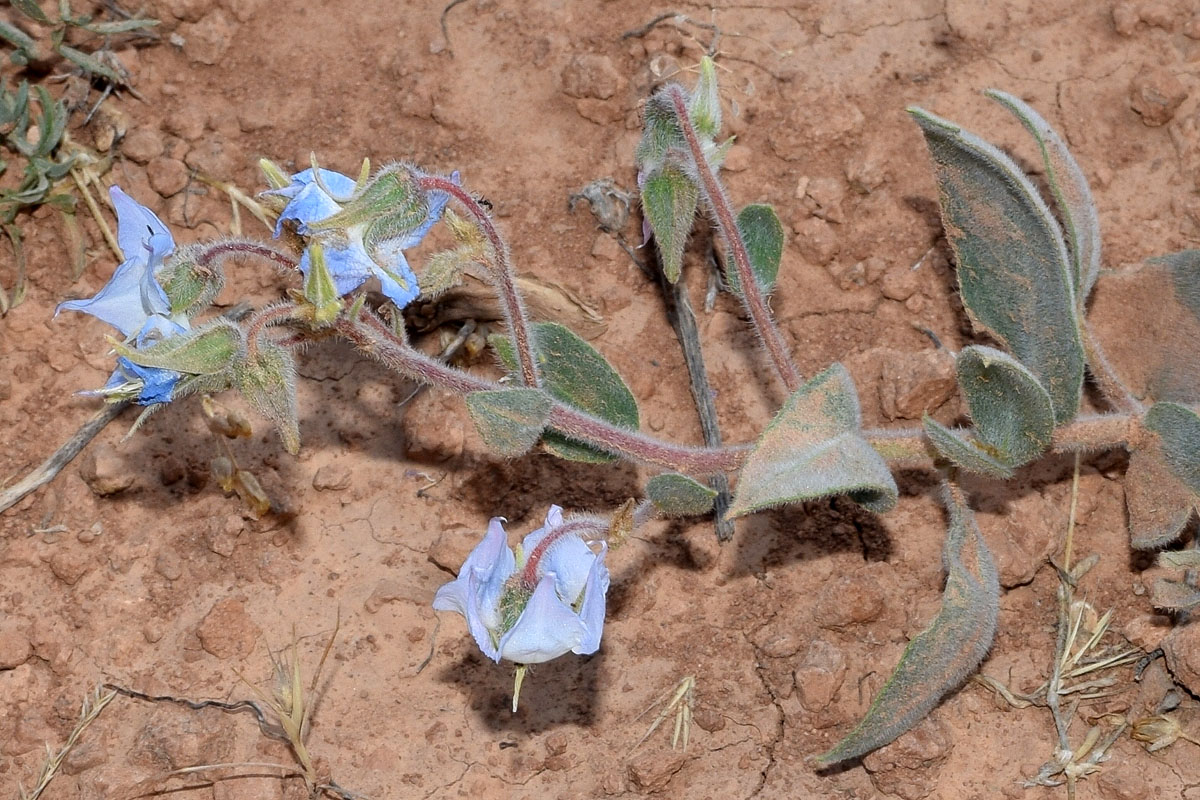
666,86,801,394
196,240,299,273
340,311,744,475
419,174,540,388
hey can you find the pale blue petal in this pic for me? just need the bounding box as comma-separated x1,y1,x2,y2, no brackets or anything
465,571,502,661
110,186,174,267
539,536,594,606
136,315,189,343
573,543,609,655
298,239,375,297
106,357,180,405
56,257,153,337
520,505,565,555
433,518,515,660
274,182,343,236
370,253,420,308
498,572,586,664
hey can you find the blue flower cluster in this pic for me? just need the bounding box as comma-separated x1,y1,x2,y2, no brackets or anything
433,506,610,665
56,187,186,405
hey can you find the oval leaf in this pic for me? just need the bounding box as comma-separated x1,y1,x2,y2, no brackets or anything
729,204,783,297
818,483,999,765
908,107,1085,424
641,164,699,283
728,364,897,517
956,345,1055,468
491,322,639,463
1090,251,1200,404
114,320,243,376
464,389,552,458
1151,579,1200,613
1125,442,1196,550
922,415,1014,479
233,341,299,454
646,473,718,517
987,90,1101,301
1145,402,1200,495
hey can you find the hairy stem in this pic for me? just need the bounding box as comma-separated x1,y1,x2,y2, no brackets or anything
340,312,744,474
418,174,540,388
245,303,301,357
666,86,801,394
196,240,299,272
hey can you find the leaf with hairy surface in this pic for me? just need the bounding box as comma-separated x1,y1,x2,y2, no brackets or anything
818,483,999,765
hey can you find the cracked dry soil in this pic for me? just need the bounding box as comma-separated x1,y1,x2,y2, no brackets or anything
4,1,1200,798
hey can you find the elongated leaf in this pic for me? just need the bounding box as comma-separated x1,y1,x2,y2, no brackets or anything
77,19,160,34
922,415,1014,479
12,0,52,23
1151,579,1200,613
728,364,897,517
491,322,639,463
55,44,124,84
464,389,552,457
1145,402,1200,494
818,483,999,764
729,204,782,297
1089,251,1200,404
987,90,1101,300
233,341,299,454
1158,550,1200,570
1125,442,1196,550
114,321,243,375
646,473,717,517
687,56,721,138
635,93,685,176
956,345,1054,467
641,164,699,283
909,107,1084,424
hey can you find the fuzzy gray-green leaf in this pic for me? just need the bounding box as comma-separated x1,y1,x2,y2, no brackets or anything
1125,441,1196,550
641,164,699,283
728,364,897,517
233,341,299,454
491,322,639,463
1158,550,1200,570
1145,403,1200,495
114,320,243,376
987,90,1101,300
1151,579,1200,613
818,483,999,765
956,345,1055,468
909,106,1084,424
646,473,718,517
728,204,782,297
465,389,552,458
922,415,1014,479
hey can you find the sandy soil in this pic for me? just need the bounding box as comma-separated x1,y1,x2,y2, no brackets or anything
3,1,1200,798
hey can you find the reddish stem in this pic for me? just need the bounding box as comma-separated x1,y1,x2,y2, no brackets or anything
245,303,300,357
665,87,802,394
519,518,602,590
196,240,298,272
339,311,745,475
418,175,540,389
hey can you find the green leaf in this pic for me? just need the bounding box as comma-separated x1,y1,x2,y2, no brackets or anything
491,322,639,463
1145,403,1200,494
158,245,226,316
1088,251,1200,404
727,364,897,517
818,483,999,765
987,90,1101,301
922,415,1014,479
687,56,721,138
114,320,243,375
11,0,52,23
908,106,1085,424
1125,442,1196,550
300,242,343,324
640,164,699,283
955,345,1055,468
646,473,717,517
55,44,124,84
1151,579,1200,613
728,204,782,297
464,389,552,458
76,18,159,34
635,93,685,175
233,341,300,454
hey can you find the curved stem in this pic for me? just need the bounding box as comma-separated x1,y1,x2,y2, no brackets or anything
245,303,301,357
665,86,802,394
418,175,540,389
196,240,298,272
339,312,744,475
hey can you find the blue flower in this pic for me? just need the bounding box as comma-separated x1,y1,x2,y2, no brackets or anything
56,187,187,405
267,167,455,308
433,505,610,665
